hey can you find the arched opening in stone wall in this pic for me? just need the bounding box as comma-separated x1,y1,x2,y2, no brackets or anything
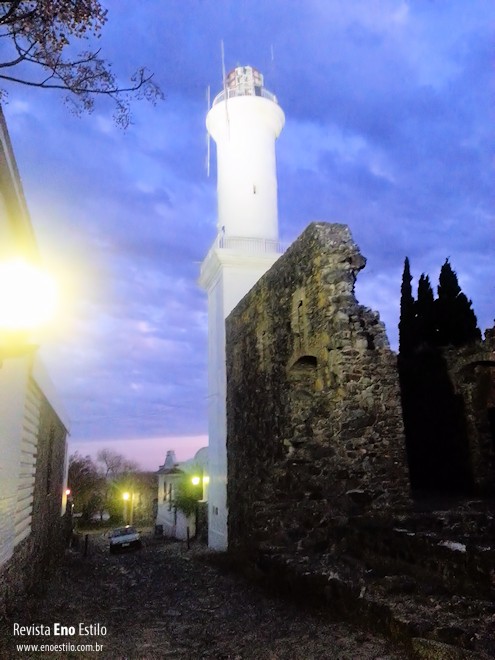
288,355,318,389
286,355,319,456
290,355,317,371
359,318,376,350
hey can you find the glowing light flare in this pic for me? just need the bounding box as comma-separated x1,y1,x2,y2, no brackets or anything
0,259,58,331
191,476,201,486
123,492,130,501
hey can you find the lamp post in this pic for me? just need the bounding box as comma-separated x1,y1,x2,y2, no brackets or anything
190,473,209,541
123,492,130,524
65,488,73,515
123,491,135,525
191,474,202,501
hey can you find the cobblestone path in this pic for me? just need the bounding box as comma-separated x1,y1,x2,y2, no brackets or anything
0,531,407,659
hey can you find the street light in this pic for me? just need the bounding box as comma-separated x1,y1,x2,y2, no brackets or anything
0,258,58,362
0,259,57,330
123,492,130,524
122,492,135,524
191,474,209,501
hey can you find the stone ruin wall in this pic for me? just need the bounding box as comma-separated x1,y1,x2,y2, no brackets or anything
226,222,411,556
443,329,495,496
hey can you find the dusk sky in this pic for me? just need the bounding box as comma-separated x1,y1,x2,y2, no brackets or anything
3,1,494,470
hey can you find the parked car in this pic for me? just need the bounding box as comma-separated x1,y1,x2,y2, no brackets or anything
108,526,142,553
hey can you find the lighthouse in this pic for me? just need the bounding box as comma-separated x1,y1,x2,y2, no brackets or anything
199,65,285,550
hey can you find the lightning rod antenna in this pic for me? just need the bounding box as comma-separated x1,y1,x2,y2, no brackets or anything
206,85,211,177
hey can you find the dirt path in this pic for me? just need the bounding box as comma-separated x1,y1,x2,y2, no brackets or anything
1,531,408,659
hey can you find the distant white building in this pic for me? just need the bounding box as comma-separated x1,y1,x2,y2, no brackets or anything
199,65,285,550
156,447,208,541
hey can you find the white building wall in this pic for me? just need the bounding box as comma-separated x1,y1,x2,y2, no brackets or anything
14,376,42,546
0,194,10,250
174,513,196,541
205,270,227,550
0,357,65,566
0,357,31,566
0,107,69,572
201,250,280,550
156,473,197,541
156,473,173,535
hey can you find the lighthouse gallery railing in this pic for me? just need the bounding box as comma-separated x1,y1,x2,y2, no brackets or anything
216,235,285,254
212,87,278,107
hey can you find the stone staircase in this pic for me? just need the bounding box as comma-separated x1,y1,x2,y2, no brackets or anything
252,500,495,658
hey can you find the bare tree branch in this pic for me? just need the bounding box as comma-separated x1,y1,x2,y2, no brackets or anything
0,1,163,125
0,2,28,25
0,67,157,95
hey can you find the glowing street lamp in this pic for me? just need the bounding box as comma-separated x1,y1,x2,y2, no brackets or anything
0,258,58,361
122,492,135,524
123,492,130,523
64,488,73,514
191,474,209,501
0,259,58,330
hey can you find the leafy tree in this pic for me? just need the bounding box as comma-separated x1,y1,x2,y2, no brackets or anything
436,259,481,347
173,472,202,517
0,1,162,126
96,448,140,521
103,471,156,524
67,452,104,520
399,257,416,355
68,449,150,524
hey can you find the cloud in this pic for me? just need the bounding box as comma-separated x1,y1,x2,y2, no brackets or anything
4,0,494,453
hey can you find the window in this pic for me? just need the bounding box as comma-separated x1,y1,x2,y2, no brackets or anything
288,355,318,387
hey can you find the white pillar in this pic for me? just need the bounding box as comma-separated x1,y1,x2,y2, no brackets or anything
200,66,285,550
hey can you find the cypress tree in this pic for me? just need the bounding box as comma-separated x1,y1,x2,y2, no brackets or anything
416,273,437,347
399,257,416,355
436,259,481,346
398,258,475,496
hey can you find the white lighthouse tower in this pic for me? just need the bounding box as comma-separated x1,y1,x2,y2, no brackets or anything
199,65,285,550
